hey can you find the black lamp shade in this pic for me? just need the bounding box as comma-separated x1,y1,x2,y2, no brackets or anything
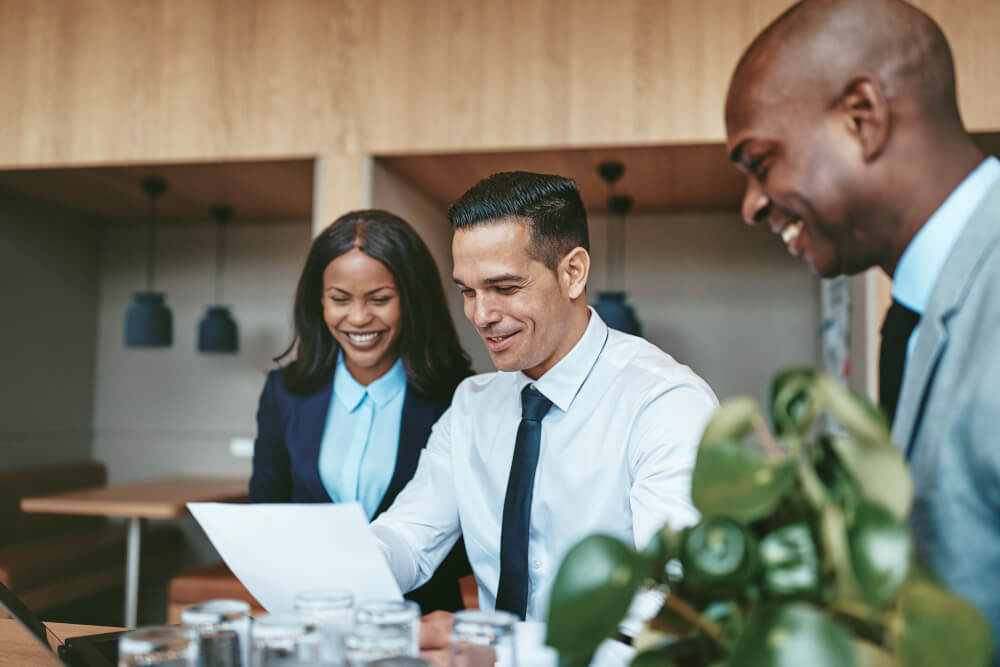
124,292,173,347
198,306,239,353
593,291,642,336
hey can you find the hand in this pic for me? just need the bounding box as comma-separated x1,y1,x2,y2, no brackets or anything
420,611,454,667
420,610,454,650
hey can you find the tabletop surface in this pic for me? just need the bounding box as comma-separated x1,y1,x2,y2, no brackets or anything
0,619,126,667
20,475,249,520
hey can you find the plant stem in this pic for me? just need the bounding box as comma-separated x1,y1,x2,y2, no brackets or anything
753,416,785,461
660,595,731,651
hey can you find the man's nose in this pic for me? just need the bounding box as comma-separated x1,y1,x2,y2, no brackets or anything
741,180,770,226
471,294,501,329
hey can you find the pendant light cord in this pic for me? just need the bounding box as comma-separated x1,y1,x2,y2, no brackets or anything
215,219,226,304
146,196,157,291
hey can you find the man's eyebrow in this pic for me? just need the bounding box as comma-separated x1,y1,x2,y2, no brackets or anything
453,274,525,288
483,274,524,285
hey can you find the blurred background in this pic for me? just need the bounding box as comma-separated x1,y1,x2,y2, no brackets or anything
0,0,997,628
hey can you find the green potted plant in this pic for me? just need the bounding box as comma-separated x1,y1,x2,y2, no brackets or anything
546,369,994,666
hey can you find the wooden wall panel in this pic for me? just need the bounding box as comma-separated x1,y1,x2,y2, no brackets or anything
0,0,996,169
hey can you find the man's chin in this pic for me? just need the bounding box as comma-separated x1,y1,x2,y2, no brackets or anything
488,356,520,372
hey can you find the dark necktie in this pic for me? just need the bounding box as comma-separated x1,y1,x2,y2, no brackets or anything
879,299,921,424
495,384,553,619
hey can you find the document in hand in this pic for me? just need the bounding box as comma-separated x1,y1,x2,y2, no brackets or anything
187,501,402,613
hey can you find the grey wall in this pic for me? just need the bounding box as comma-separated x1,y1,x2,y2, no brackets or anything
92,220,311,483
0,196,100,470
588,209,820,406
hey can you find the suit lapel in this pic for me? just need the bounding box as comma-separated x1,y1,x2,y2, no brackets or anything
292,378,334,502
892,181,1000,454
374,385,439,518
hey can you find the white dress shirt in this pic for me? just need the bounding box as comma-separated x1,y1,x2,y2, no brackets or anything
371,309,718,621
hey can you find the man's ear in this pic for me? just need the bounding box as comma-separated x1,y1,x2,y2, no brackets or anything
558,247,590,300
839,75,890,162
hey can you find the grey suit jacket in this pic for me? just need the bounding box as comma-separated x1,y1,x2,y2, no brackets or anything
892,178,1000,650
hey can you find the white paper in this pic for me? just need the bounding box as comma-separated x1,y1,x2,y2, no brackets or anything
188,502,402,614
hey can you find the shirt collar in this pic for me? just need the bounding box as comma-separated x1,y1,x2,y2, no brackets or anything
515,307,609,413
893,156,1000,314
333,351,406,411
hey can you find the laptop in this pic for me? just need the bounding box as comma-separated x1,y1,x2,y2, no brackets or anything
0,580,122,666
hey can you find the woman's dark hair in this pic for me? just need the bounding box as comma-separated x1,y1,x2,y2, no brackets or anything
277,209,472,399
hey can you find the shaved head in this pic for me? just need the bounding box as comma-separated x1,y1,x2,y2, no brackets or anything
724,0,982,278
728,0,960,132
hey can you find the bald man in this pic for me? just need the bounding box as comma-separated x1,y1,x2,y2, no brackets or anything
725,0,1000,649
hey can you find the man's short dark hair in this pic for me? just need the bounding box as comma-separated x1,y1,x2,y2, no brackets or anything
448,171,589,269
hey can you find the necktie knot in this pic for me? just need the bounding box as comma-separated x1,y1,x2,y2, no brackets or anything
520,385,553,423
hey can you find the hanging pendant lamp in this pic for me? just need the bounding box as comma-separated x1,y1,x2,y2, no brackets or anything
197,204,239,353
592,162,642,336
124,177,173,347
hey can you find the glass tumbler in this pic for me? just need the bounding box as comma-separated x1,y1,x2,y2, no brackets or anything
118,625,199,667
249,614,324,667
344,600,420,665
449,610,518,667
294,589,355,665
181,598,252,667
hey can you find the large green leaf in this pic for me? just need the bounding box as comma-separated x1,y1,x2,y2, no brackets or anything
828,435,913,521
759,522,821,599
692,440,796,523
729,603,857,667
699,397,761,449
681,518,756,596
814,376,892,446
847,502,910,608
546,535,643,664
769,368,818,438
891,576,995,667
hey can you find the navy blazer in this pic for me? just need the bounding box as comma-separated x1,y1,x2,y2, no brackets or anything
250,369,468,613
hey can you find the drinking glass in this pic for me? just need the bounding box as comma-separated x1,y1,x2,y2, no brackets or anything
181,598,252,667
118,626,199,667
249,614,324,667
293,589,355,665
449,610,518,667
343,600,420,666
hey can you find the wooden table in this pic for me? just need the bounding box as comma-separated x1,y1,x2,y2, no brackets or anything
0,619,126,667
21,476,248,627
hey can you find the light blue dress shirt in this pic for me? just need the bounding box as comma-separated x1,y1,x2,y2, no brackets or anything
318,352,406,519
893,156,1000,359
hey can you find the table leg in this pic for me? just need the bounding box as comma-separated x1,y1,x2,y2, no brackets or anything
124,517,143,627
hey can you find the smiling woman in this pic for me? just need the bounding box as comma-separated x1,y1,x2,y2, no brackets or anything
249,209,474,613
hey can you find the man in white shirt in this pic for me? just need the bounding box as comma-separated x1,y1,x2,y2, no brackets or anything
371,171,717,640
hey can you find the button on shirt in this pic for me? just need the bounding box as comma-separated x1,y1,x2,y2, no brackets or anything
892,156,1000,360
319,353,406,519
372,309,718,621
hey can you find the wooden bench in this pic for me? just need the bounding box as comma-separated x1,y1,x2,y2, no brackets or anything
0,462,180,618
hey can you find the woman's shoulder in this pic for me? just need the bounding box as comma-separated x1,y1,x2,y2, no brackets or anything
263,366,334,403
